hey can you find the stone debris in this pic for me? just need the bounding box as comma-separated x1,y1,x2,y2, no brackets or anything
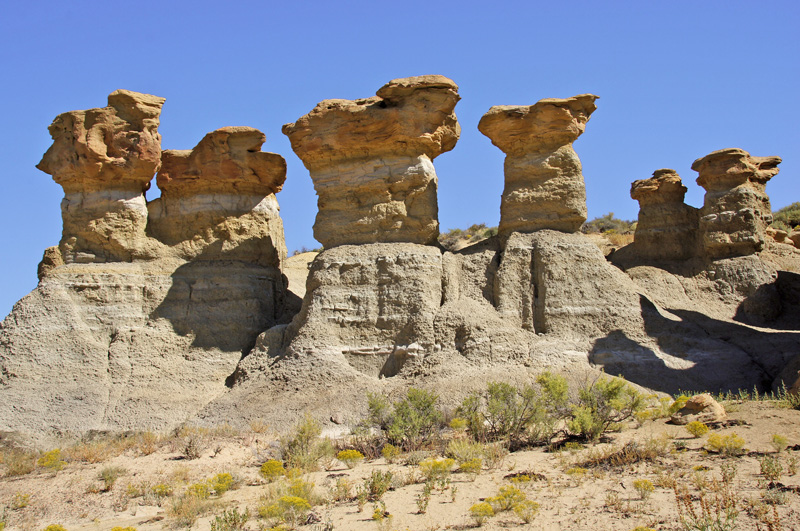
694,148,781,259
478,94,598,236
283,75,460,247
630,169,699,261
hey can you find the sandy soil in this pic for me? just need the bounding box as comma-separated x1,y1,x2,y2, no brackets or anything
1,400,799,531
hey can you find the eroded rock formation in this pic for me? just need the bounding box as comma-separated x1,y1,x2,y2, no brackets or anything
630,169,699,261
694,148,781,259
478,94,598,236
37,90,167,263
282,75,460,247
149,126,288,267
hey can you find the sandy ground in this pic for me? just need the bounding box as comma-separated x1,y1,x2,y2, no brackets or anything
1,400,799,531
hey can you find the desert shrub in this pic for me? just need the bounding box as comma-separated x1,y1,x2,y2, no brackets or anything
513,499,540,523
686,421,710,438
37,449,67,471
209,472,236,494
261,496,311,528
136,431,160,456
458,458,483,479
386,388,443,450
771,434,788,453
773,202,800,229
449,417,467,431
457,372,569,449
568,375,645,441
487,485,527,512
579,436,671,469
168,492,211,527
419,457,455,486
280,414,331,471
445,438,484,464
42,526,68,531
337,449,364,469
581,212,635,234
187,482,211,499
360,470,393,501
759,456,783,481
99,466,127,491
3,448,37,476
329,477,353,502
633,479,654,501
469,502,494,526
261,459,285,481
346,426,385,460
706,433,746,456
674,482,738,531
175,426,208,460
210,507,250,531
11,492,31,508
110,527,137,531
381,443,401,463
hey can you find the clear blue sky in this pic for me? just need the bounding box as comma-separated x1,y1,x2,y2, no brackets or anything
0,0,797,318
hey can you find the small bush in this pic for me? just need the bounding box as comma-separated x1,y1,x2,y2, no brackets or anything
458,458,483,479
3,448,37,476
361,470,393,501
445,438,484,464
513,499,540,523
633,479,654,501
469,502,494,526
487,485,527,512
759,456,783,481
381,444,401,463
771,434,788,453
261,495,311,528
568,376,645,441
136,431,160,455
11,492,31,509
110,527,137,531
261,459,285,481
337,449,364,469
99,466,126,491
386,388,443,451
37,449,67,472
280,414,327,471
209,472,235,495
686,421,709,438
168,493,210,527
42,526,68,531
187,482,211,499
419,458,455,484
706,433,746,456
210,507,250,531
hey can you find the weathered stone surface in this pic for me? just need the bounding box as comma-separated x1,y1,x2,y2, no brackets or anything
478,95,598,236
148,127,288,267
789,230,800,249
284,243,443,377
282,75,460,247
670,393,727,425
766,226,789,243
630,169,699,261
37,90,167,263
693,148,781,259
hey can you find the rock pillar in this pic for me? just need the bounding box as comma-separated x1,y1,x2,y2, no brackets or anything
37,90,166,263
149,126,288,268
693,148,781,259
282,75,460,247
630,169,699,261
478,94,598,237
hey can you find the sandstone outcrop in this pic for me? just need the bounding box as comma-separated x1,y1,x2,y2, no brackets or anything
694,148,781,259
282,75,460,247
630,169,699,261
478,94,598,236
37,90,167,263
148,126,288,267
670,393,727,425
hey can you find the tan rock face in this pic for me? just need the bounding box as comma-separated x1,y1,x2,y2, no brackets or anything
630,169,699,261
149,127,287,267
282,75,460,247
693,148,781,258
670,393,727,425
478,95,598,235
37,90,167,263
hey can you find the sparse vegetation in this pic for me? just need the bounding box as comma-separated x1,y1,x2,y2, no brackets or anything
438,223,498,250
686,421,710,438
772,202,800,230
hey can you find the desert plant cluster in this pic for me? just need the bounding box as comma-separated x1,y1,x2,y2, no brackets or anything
1,376,799,530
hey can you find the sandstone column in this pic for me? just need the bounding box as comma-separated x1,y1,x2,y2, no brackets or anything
693,148,781,259
630,169,699,261
282,75,460,247
149,126,288,268
478,94,598,237
37,90,166,263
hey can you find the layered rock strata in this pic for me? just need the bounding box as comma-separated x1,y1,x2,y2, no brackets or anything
282,75,460,247
148,126,288,267
630,169,699,261
478,94,598,236
693,148,781,259
37,90,167,263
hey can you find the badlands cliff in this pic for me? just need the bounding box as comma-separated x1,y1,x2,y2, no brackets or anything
1,77,799,439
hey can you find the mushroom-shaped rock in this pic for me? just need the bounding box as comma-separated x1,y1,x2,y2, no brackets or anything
282,75,460,247
36,90,166,263
630,169,699,261
149,127,288,267
693,148,781,259
670,393,727,425
478,94,598,236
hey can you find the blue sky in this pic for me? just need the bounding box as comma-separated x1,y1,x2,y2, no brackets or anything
0,0,797,318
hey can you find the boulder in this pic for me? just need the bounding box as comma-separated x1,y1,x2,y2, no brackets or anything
478,94,598,236
693,148,781,259
766,226,789,243
789,230,800,249
148,127,288,267
282,75,460,247
37,90,167,263
630,169,699,261
670,393,727,425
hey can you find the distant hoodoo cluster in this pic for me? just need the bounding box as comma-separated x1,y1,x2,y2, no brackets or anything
1,76,798,437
